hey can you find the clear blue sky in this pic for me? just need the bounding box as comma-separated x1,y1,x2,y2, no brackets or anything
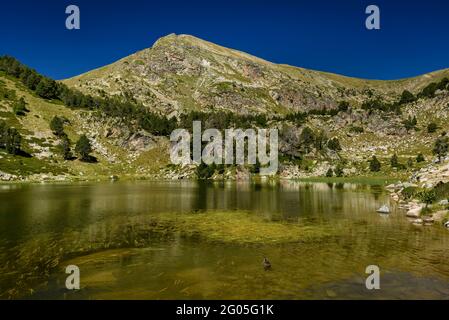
1,0,448,80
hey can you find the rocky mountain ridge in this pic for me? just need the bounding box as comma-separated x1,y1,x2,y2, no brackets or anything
1,34,449,183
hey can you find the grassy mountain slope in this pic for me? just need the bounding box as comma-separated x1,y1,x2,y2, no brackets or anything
1,34,449,181
0,73,171,181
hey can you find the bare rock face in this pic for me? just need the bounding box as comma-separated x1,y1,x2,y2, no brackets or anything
0,171,18,181
64,34,407,117
125,131,157,152
58,34,449,177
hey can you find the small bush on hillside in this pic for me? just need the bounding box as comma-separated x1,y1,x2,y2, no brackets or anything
13,97,28,116
369,156,381,172
416,153,425,163
417,189,437,207
427,122,438,133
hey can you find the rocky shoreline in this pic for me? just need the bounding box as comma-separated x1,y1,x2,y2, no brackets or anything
386,159,449,228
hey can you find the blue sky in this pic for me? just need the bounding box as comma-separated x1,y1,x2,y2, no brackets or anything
0,0,448,80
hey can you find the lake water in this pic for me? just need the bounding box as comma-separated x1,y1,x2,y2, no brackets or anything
0,180,448,299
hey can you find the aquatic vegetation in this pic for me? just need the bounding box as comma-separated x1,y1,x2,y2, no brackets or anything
0,210,337,299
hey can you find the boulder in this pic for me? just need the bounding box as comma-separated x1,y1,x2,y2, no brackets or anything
432,210,449,222
376,205,390,214
406,205,423,218
412,218,423,225
385,184,396,191
439,199,449,206
422,216,434,224
390,193,399,202
403,182,418,188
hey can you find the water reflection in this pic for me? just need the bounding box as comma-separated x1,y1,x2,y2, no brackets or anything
1,181,449,299
0,181,390,244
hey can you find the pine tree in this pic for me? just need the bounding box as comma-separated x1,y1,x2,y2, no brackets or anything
35,78,58,99
433,134,449,162
5,128,21,155
59,135,73,160
75,134,93,161
50,116,65,136
390,154,399,168
300,127,315,153
369,156,381,172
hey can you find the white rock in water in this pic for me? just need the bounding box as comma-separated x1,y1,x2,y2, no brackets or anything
422,216,434,224
377,205,390,214
406,206,423,218
439,199,449,206
444,221,449,229
413,219,423,225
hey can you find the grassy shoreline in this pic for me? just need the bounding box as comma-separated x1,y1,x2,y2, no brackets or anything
0,173,405,185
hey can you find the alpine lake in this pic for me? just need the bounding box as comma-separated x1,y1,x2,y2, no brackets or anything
0,180,448,300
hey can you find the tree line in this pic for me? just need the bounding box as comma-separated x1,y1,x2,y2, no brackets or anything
0,56,177,137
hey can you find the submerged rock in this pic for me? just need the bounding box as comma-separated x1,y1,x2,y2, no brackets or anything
422,216,434,225
377,205,390,214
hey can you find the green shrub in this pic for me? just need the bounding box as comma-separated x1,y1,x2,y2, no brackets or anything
50,116,65,136
390,154,399,168
417,189,437,206
416,153,425,163
196,163,216,179
337,101,350,112
327,137,342,151
13,97,28,116
433,134,449,162
399,90,416,104
403,115,417,131
334,165,344,177
349,126,364,134
427,122,438,133
369,156,381,172
402,186,418,200
433,182,449,202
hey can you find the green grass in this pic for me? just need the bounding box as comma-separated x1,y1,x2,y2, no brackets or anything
297,176,400,185
0,151,66,176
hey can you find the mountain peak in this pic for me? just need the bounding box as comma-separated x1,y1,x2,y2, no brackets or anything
64,34,449,118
